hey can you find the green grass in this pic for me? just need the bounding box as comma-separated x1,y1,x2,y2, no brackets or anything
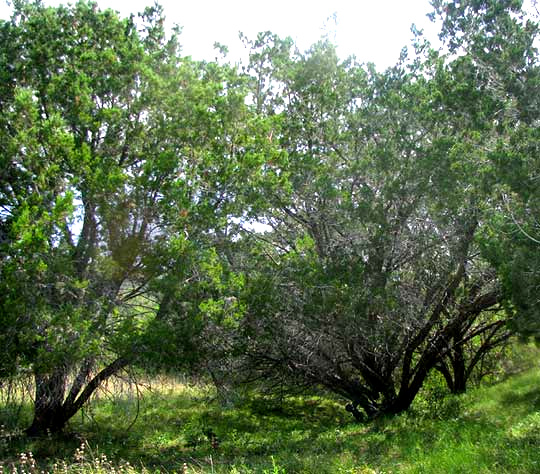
1,363,540,473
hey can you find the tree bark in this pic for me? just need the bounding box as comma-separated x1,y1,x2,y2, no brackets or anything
450,344,467,393
26,370,68,436
25,357,130,436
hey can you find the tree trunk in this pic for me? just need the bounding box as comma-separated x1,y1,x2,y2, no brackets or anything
25,357,130,436
449,345,467,394
26,370,69,436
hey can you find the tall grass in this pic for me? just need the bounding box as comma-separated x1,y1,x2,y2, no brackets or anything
1,347,539,473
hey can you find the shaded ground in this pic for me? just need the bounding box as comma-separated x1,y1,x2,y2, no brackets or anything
1,363,540,473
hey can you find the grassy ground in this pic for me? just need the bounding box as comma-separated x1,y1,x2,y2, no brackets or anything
1,358,540,473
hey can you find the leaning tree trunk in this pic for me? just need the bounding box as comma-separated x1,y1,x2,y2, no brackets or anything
25,357,129,436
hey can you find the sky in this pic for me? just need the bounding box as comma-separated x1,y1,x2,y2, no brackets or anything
0,0,442,69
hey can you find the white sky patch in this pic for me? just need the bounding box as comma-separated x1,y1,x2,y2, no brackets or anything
0,0,441,68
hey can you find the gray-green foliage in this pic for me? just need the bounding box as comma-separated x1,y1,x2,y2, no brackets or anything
233,6,535,418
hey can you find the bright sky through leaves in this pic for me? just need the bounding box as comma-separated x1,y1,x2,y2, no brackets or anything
0,0,441,68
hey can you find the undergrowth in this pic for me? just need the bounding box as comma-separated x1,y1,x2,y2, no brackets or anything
1,347,539,473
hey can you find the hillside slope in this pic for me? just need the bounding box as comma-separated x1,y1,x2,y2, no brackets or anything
1,365,540,473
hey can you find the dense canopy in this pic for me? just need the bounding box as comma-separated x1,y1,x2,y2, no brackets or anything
0,0,539,434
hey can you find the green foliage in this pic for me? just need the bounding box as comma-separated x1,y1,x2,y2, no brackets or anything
1,349,540,473
431,0,540,339
233,12,515,417
412,372,464,421
1,0,540,444
0,0,260,434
